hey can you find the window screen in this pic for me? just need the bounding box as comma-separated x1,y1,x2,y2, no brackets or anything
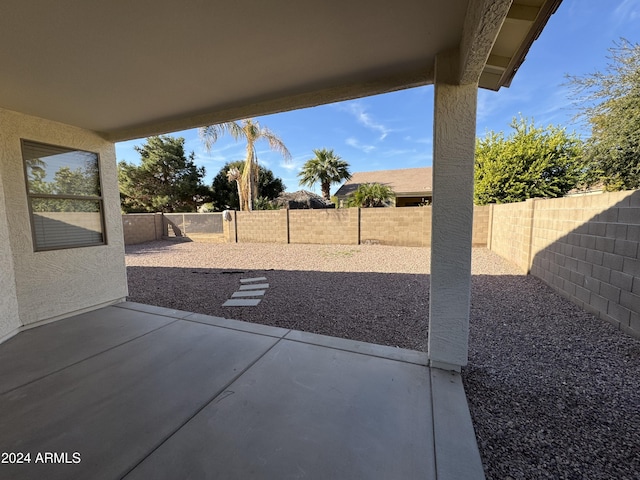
22,140,106,251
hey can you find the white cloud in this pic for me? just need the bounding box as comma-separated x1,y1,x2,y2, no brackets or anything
346,137,376,153
279,153,306,172
613,0,640,23
342,101,391,140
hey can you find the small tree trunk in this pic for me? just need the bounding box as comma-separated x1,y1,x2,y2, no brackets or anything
235,181,242,210
247,175,253,211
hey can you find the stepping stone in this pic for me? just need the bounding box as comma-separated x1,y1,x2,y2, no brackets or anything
239,283,269,291
222,299,261,307
232,290,266,298
240,277,267,284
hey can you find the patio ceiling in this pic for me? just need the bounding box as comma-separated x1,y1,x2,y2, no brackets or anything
0,0,560,142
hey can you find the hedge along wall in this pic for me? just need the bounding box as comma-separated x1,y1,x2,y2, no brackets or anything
489,190,640,338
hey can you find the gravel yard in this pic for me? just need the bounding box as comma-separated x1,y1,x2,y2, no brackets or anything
126,240,640,480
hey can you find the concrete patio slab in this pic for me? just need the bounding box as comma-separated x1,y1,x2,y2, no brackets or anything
0,316,278,480
0,305,175,394
285,329,429,366
183,312,289,338
431,368,485,480
113,301,195,319
0,302,485,480
125,339,435,480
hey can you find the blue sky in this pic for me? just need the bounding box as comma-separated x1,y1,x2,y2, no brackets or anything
115,0,640,196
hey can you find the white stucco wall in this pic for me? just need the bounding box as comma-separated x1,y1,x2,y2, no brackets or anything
0,107,128,331
0,167,21,341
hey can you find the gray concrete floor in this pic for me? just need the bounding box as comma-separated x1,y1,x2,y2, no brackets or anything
0,302,484,480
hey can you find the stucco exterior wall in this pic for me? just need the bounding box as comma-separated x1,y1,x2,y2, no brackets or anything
0,168,21,341
0,107,128,330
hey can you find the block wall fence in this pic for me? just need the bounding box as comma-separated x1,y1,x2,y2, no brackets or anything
122,213,164,245
222,206,490,247
488,191,640,338
122,193,639,338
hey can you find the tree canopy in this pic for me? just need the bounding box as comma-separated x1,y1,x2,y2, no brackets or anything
347,183,395,207
199,119,291,211
118,135,210,213
210,161,285,211
298,149,352,200
567,39,640,191
474,117,584,205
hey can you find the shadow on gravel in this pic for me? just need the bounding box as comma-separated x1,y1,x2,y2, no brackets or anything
126,266,640,480
126,266,430,351
468,274,640,480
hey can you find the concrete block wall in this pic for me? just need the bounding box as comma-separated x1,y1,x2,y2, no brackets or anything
121,207,492,247
122,213,163,244
489,191,640,338
489,200,535,273
289,208,359,245
529,191,640,337
236,210,288,243
471,205,491,246
360,207,431,246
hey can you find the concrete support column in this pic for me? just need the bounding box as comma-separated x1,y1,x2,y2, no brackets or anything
428,50,478,371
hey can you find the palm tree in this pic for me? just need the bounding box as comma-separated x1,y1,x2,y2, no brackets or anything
347,183,395,207
199,119,291,211
225,166,242,209
298,149,351,201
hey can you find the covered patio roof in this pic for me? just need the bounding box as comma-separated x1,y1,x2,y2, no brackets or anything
0,0,560,141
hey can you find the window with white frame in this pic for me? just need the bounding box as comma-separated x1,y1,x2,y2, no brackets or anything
22,140,106,251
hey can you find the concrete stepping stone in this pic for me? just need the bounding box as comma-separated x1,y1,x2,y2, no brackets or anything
232,290,266,298
240,277,267,284
222,299,262,307
239,283,269,291
223,277,268,307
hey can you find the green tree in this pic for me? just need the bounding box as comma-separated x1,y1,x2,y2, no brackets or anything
474,117,584,205
25,158,50,194
567,39,640,190
347,183,395,207
199,119,291,211
46,166,101,212
118,135,210,213
53,166,99,197
298,148,352,201
210,161,285,211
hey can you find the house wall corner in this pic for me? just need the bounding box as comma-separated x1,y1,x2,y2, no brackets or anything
0,107,128,332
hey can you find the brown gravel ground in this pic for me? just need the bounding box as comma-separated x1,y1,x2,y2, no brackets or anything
126,240,640,480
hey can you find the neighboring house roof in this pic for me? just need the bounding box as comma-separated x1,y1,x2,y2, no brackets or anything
274,190,334,209
335,167,433,198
